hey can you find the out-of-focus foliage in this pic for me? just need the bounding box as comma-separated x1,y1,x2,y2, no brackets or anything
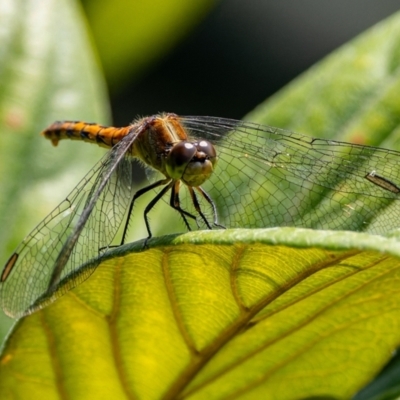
82,0,216,88
0,0,110,341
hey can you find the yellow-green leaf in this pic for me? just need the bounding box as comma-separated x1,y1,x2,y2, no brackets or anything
1,229,400,399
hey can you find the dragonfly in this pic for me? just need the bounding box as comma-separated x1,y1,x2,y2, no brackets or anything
2,112,400,318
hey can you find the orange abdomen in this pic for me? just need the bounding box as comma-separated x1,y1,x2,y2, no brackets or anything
42,121,131,148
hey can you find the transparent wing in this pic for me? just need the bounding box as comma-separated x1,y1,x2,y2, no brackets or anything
4,114,400,317
0,133,136,317
181,116,400,233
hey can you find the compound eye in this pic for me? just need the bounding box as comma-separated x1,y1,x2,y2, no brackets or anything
166,142,197,179
198,140,217,165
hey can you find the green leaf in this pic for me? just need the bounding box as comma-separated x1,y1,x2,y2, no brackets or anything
1,229,400,399
0,0,110,339
247,11,400,149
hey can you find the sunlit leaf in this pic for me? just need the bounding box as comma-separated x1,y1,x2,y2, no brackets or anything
1,229,400,399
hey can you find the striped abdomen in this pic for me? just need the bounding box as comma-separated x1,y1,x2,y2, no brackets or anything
42,121,131,148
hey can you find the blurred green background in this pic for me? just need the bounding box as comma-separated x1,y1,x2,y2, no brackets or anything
81,0,400,122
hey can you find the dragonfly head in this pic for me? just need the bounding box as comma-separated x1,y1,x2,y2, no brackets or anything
166,140,217,187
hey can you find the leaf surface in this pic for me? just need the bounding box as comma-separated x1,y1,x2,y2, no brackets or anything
1,229,400,399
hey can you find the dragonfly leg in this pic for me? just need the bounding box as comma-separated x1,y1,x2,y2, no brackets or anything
121,178,171,245
187,186,213,229
195,186,225,229
170,181,198,230
141,180,177,247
